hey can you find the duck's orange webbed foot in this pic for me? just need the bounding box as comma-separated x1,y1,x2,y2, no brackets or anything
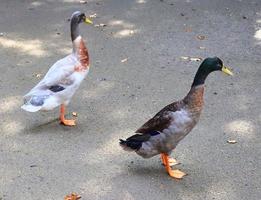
161,153,186,179
60,104,76,126
60,118,76,126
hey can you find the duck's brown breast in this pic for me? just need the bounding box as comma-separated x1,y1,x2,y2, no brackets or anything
77,39,89,67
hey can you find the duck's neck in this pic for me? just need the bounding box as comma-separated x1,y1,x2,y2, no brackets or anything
185,65,210,109
191,68,210,87
184,59,219,112
184,85,204,111
70,21,89,67
71,19,80,42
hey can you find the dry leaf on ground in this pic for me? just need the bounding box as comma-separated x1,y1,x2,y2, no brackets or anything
89,13,97,18
33,73,42,78
159,184,165,189
196,35,206,40
227,139,237,144
64,193,81,200
184,27,192,32
79,0,87,4
121,58,128,63
190,57,202,61
94,23,107,27
180,56,202,62
180,56,189,60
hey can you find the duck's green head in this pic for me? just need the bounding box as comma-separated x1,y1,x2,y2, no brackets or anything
192,57,233,87
200,57,233,75
71,11,93,25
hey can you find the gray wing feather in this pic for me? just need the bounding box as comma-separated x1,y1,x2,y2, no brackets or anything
24,95,49,106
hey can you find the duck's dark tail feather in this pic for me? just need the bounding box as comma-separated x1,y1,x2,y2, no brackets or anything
119,139,141,152
119,133,151,152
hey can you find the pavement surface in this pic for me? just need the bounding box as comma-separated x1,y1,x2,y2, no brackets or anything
0,0,260,199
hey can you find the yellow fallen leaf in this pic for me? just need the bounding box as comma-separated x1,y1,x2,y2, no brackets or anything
64,193,81,200
227,139,237,144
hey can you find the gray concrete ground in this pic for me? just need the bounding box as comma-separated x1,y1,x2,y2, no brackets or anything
0,0,260,199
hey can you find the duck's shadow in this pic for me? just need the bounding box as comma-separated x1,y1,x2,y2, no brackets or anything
126,161,212,187
24,118,80,135
125,161,179,181
128,165,162,176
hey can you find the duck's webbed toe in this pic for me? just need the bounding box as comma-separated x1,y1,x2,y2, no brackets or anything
161,153,186,179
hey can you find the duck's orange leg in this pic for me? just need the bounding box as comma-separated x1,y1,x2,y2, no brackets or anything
161,153,186,179
161,154,165,164
60,104,76,126
161,153,179,166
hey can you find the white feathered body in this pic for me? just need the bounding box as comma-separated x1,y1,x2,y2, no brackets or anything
22,36,90,112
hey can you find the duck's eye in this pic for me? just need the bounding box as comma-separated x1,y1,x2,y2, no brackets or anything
79,14,85,19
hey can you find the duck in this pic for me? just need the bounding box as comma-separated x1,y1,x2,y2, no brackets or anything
21,11,93,126
120,57,233,179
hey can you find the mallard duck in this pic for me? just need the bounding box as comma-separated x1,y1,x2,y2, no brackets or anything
21,11,93,126
120,57,233,179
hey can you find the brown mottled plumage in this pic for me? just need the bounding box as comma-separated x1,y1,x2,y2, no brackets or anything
120,57,233,179
77,39,90,68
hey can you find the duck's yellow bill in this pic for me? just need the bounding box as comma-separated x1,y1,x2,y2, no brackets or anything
222,66,233,76
85,18,93,24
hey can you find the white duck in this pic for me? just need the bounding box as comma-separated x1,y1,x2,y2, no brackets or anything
21,11,93,126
